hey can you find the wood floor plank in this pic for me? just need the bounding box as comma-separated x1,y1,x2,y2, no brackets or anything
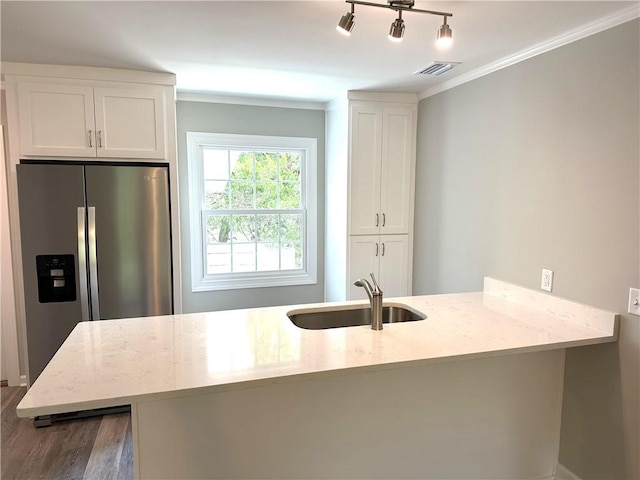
1,384,21,411
12,428,62,480
42,417,102,480
116,418,134,480
0,386,22,449
1,387,43,479
83,412,130,480
1,386,133,480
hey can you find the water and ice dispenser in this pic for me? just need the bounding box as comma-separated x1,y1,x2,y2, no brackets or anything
35,255,77,303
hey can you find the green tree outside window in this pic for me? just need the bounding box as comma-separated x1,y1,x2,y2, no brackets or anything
204,150,304,273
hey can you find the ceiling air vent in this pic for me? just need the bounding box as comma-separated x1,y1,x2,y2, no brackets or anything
415,61,461,76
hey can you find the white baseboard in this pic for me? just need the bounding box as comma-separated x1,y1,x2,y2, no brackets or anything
555,463,583,480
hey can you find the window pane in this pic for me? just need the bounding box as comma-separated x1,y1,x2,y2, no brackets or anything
257,243,280,271
230,180,254,209
291,242,303,269
280,182,301,208
206,215,232,244
283,241,302,270
206,243,231,274
281,214,303,269
256,214,279,242
280,153,301,181
233,243,256,272
230,151,254,180
203,149,229,180
232,215,255,242
255,152,278,181
256,181,278,209
204,180,228,209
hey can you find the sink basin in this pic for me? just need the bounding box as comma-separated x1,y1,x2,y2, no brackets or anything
287,303,426,330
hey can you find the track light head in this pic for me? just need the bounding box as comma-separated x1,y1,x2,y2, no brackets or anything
388,16,404,42
436,17,453,47
337,6,355,36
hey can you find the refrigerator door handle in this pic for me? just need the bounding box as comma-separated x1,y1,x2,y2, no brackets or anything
87,207,101,320
77,207,90,321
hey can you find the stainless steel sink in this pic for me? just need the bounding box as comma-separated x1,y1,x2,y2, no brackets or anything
287,303,426,330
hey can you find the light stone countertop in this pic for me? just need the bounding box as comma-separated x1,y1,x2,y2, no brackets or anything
16,278,618,418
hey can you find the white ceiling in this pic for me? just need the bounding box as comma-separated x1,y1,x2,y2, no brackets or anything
1,1,637,104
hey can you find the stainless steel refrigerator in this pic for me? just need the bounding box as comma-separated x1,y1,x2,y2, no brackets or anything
17,162,173,385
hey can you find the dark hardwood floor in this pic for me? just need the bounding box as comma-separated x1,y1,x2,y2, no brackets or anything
1,386,133,479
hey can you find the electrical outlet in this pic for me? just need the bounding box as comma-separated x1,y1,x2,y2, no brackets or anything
541,269,554,292
629,288,640,316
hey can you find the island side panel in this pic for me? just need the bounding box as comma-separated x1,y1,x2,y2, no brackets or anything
134,349,565,479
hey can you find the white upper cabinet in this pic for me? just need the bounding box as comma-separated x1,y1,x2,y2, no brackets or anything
93,88,165,159
348,101,416,236
18,83,166,159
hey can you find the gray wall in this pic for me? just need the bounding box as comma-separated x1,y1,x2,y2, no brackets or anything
176,101,325,313
414,19,639,480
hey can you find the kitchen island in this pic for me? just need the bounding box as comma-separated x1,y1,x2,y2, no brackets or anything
17,278,617,479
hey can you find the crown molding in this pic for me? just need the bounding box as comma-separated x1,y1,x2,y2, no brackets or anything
419,4,640,100
177,91,326,111
0,62,175,86
347,90,418,104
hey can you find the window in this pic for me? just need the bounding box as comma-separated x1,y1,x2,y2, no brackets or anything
187,132,317,291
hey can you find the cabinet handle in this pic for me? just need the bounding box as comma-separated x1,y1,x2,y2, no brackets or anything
382,242,386,256
382,213,386,227
88,130,93,148
375,242,379,257
97,130,103,148
375,213,379,227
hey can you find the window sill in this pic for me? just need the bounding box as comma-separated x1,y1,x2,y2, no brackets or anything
192,272,317,292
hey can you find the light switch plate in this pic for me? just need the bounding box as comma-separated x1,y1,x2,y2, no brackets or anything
629,288,640,316
541,269,553,292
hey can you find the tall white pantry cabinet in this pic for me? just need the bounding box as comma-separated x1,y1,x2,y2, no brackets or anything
325,92,417,302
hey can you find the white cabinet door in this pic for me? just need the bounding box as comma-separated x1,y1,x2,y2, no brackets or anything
348,235,378,300
349,102,414,236
94,88,165,159
18,83,96,157
380,105,414,235
348,234,409,300
378,234,409,298
348,103,382,236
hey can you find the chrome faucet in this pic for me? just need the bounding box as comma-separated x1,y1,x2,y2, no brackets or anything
354,273,383,330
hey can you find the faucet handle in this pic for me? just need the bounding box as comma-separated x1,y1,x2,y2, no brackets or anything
369,272,382,293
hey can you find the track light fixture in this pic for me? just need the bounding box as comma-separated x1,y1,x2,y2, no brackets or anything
437,16,452,47
388,11,405,42
336,0,453,46
337,3,355,36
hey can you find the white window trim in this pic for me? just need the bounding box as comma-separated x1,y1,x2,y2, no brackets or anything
187,132,317,292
